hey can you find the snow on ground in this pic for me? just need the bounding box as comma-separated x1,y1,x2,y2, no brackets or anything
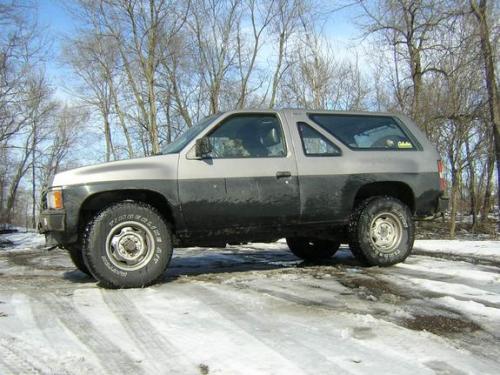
0,228,45,251
0,232,499,374
414,240,500,261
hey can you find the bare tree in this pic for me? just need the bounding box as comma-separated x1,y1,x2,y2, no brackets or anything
0,1,55,226
64,35,117,162
480,126,496,222
28,74,57,228
358,0,452,135
268,0,309,108
158,32,197,129
187,0,241,114
470,0,500,224
235,0,276,108
280,29,368,110
0,1,40,144
39,105,89,191
1,72,55,225
431,16,486,236
73,0,191,155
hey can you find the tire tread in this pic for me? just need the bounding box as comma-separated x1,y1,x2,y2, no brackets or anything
82,200,172,288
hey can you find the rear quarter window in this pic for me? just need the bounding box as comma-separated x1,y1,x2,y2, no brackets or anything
308,114,417,151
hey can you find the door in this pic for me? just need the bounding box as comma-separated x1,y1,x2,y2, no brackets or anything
178,113,300,231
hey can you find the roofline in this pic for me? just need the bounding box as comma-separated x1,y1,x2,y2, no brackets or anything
219,108,409,118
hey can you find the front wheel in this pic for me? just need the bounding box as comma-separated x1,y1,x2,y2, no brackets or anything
67,245,90,275
286,237,340,261
83,201,173,288
348,196,414,266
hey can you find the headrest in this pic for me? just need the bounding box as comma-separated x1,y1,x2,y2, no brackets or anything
261,127,280,147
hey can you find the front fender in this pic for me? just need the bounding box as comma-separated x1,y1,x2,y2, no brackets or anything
44,180,182,247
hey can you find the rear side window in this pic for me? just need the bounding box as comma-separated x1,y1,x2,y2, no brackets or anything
308,114,416,150
297,122,341,156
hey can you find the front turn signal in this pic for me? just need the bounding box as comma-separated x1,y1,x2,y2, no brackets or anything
47,188,64,209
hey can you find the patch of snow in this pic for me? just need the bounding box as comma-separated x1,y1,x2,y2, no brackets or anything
0,228,45,252
435,296,500,322
397,259,500,283
414,240,500,261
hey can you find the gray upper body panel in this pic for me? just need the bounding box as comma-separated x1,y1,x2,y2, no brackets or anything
52,109,439,187
52,154,179,187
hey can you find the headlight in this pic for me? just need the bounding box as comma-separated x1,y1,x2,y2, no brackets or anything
47,188,64,209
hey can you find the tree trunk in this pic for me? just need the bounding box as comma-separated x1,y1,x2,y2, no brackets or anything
103,112,115,162
449,168,460,239
481,138,495,222
409,44,424,132
31,145,36,229
471,0,500,228
269,32,285,109
167,66,192,128
464,138,477,231
109,78,134,158
209,80,221,115
3,156,31,224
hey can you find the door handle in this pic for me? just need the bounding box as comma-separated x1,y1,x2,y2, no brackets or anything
276,171,292,178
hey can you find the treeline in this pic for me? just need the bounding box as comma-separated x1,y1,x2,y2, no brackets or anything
0,2,88,227
0,0,498,237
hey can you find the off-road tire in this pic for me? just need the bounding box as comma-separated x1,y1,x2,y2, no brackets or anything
67,245,90,275
286,237,341,261
348,196,414,266
83,201,173,288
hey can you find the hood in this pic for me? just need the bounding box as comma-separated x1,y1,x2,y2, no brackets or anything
51,154,179,187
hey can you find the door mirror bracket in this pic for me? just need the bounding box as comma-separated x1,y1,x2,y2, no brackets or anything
195,137,212,159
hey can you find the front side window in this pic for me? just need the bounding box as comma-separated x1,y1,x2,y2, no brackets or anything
308,114,416,150
298,122,341,156
206,114,286,158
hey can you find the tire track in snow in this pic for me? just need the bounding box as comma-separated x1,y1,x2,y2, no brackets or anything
27,292,104,374
0,293,83,375
219,271,500,369
189,284,349,375
136,285,310,374
373,272,500,309
34,292,143,375
238,278,500,373
0,336,49,374
411,251,500,269
387,265,500,296
101,290,198,375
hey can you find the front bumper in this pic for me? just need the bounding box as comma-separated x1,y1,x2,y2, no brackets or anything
38,209,72,247
39,210,66,233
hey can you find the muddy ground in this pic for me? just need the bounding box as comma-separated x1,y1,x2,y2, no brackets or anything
0,238,499,374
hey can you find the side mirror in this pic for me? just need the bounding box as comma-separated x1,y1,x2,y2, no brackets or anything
195,137,212,158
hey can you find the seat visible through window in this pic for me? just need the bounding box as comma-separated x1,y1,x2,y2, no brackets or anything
207,115,286,158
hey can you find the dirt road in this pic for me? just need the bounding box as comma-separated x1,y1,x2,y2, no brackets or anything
0,234,499,374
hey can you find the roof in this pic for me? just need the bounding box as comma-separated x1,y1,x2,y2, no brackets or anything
220,108,405,118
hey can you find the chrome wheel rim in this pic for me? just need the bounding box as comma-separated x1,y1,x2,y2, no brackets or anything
105,221,155,271
369,212,403,253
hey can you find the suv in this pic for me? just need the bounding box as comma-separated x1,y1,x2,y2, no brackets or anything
39,109,448,288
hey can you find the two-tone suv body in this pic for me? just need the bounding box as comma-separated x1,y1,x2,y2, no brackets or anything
39,109,448,288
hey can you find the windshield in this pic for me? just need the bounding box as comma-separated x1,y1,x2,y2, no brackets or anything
161,114,221,154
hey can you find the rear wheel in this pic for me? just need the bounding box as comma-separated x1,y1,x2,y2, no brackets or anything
286,237,340,261
67,245,90,275
348,196,414,266
83,201,173,288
